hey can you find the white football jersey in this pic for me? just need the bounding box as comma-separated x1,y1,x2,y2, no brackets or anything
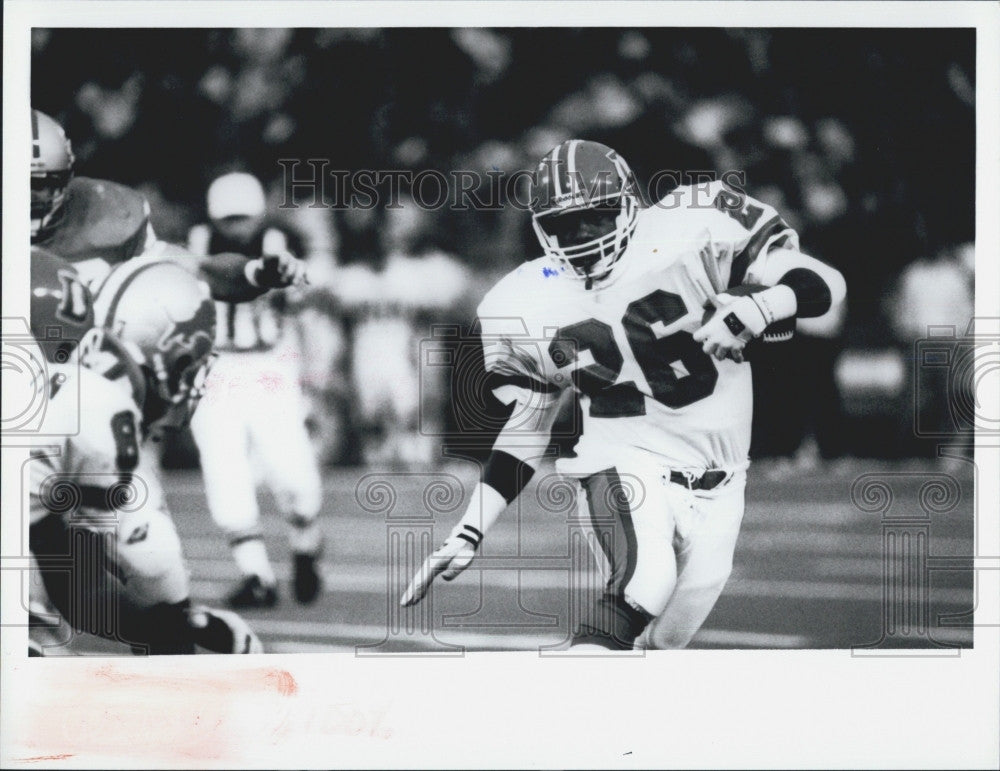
478,181,798,474
28,366,166,528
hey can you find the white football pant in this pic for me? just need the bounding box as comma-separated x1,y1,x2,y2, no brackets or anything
574,459,746,649
191,352,322,551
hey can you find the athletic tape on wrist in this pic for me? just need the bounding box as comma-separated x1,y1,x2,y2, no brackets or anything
455,524,484,548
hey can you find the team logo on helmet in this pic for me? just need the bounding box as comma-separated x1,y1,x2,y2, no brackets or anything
158,299,215,358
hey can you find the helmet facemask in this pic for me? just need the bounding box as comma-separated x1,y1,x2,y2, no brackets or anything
31,171,73,238
532,192,639,282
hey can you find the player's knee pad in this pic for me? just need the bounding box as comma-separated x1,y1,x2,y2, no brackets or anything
117,516,188,606
572,593,654,650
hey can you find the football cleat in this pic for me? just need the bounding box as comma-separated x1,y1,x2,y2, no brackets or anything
529,139,640,283
188,605,264,654
226,575,279,609
31,110,75,239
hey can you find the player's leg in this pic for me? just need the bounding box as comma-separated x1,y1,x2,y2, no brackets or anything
571,467,682,650
642,475,747,649
249,365,325,604
113,499,262,654
29,513,121,651
29,506,195,654
190,365,278,608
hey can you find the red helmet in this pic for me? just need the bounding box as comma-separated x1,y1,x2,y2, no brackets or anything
31,110,75,239
30,247,95,364
529,140,640,282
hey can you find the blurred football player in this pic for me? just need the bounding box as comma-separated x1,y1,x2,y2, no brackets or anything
186,172,323,609
30,109,305,299
28,251,262,654
402,140,846,650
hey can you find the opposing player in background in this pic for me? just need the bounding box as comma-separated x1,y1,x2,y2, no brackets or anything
28,250,262,654
30,109,305,299
187,172,324,609
338,196,472,467
403,140,846,650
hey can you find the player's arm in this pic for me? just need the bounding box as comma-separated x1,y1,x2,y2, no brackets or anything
401,330,563,606
400,391,560,606
692,187,846,359
142,225,308,303
694,247,846,360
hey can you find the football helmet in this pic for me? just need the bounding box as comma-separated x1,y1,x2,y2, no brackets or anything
30,247,96,364
31,110,75,239
91,257,217,434
529,139,639,283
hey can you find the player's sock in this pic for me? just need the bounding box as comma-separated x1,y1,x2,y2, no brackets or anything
287,514,322,555
288,514,323,604
230,533,276,586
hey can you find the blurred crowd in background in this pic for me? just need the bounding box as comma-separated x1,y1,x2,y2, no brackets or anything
31,27,976,467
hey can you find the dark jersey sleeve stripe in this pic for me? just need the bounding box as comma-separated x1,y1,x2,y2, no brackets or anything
728,215,791,289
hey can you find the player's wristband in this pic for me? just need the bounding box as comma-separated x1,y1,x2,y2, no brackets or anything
778,268,831,318
482,450,536,505
749,284,797,325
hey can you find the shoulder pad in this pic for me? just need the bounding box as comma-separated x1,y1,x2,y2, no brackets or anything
37,177,150,265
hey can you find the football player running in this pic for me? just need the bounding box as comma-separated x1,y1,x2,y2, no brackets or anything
30,109,305,299
186,172,324,609
28,249,262,654
402,140,846,650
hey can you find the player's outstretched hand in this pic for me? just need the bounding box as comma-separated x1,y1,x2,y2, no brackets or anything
400,525,482,607
250,251,310,289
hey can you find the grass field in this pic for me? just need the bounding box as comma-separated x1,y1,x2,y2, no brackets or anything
38,457,976,654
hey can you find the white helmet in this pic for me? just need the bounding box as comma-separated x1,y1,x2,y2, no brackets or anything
90,257,216,434
207,172,266,220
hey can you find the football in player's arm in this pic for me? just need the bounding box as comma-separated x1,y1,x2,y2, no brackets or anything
403,140,845,653
30,109,306,302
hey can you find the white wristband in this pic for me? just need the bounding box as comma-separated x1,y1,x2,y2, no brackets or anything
244,258,263,288
753,284,797,324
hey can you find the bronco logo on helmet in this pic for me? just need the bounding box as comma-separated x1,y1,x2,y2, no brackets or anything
529,139,640,284
91,257,218,434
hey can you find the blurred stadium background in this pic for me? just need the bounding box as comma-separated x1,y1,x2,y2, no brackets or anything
30,28,978,651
